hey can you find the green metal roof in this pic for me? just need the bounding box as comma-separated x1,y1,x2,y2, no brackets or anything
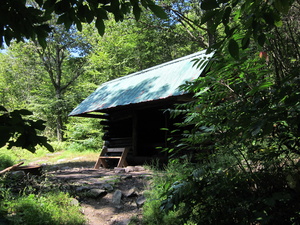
69,50,213,116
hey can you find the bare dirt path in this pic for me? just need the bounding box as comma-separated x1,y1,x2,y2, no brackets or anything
42,157,152,225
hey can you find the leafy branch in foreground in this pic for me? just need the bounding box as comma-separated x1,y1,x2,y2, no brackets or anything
145,1,300,224
0,106,53,153
200,0,295,59
1,0,168,48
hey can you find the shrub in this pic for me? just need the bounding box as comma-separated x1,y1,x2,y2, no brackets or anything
1,192,85,225
0,153,14,170
142,160,195,225
151,151,300,225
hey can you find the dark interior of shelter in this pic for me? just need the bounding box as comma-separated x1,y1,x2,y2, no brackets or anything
100,103,183,166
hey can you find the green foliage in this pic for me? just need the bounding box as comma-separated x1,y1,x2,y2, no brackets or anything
0,153,14,171
0,192,85,225
0,0,167,48
0,162,86,225
65,117,103,152
142,160,196,225
199,0,295,58
158,153,300,224
0,107,53,153
143,1,300,224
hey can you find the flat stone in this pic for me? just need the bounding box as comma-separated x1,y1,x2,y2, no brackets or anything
134,166,146,171
75,186,90,192
88,189,107,198
102,183,114,192
112,189,122,205
136,195,146,208
114,168,126,173
125,166,135,173
125,187,138,197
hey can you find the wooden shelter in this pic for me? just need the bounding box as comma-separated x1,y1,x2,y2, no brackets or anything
69,50,213,166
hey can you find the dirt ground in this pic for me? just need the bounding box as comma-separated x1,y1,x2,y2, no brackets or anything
42,157,153,225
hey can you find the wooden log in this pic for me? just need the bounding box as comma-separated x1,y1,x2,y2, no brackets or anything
0,162,24,175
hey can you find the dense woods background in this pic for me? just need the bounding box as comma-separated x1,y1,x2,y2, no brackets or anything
1,0,300,224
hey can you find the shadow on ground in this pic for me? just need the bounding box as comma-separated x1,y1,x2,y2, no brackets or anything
42,160,152,225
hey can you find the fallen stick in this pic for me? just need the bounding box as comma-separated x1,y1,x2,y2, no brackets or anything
0,162,24,175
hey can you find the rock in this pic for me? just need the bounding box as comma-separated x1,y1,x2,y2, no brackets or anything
112,189,123,205
75,186,90,192
120,175,132,180
88,189,107,198
114,168,125,173
102,183,114,192
136,195,146,208
69,198,80,206
61,166,71,170
57,159,66,163
134,166,146,171
125,166,135,173
125,187,138,197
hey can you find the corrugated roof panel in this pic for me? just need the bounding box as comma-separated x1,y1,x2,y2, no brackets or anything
69,50,213,116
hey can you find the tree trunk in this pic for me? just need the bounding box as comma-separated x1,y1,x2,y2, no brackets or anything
56,90,64,142
56,114,64,142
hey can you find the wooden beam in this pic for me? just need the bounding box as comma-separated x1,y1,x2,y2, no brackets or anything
72,113,109,119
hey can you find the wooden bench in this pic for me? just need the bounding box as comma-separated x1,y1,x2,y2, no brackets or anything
94,147,129,169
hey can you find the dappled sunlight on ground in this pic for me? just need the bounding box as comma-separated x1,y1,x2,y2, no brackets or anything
27,151,152,225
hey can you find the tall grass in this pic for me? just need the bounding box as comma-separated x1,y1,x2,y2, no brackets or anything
0,192,85,225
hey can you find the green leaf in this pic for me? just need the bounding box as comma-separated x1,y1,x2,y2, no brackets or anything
147,4,168,19
274,0,291,14
222,7,231,25
96,18,105,36
201,10,219,24
225,25,235,36
54,0,70,15
248,81,273,95
257,33,266,47
75,20,82,32
96,8,109,20
0,126,11,148
42,141,55,152
241,37,250,49
15,109,33,116
57,13,67,24
228,39,239,59
201,0,219,10
31,119,46,131
43,0,56,13
85,8,94,24
263,12,275,26
132,3,141,20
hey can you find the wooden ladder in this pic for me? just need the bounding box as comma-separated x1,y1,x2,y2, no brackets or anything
94,146,129,169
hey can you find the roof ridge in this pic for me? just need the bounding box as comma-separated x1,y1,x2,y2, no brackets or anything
102,50,207,86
